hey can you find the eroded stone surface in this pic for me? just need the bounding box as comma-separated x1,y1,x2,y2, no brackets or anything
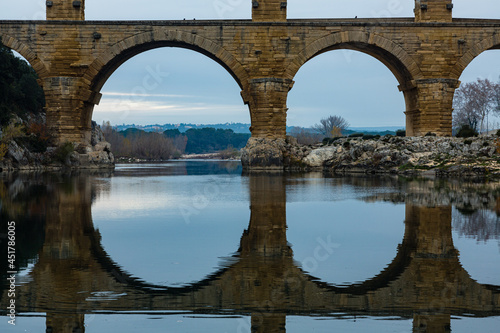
242,137,286,169
241,134,500,176
299,135,500,178
0,120,114,172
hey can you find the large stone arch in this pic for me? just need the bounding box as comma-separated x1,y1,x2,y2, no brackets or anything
0,34,49,80
451,35,500,80
82,29,250,107
77,30,250,136
285,31,423,85
285,31,425,135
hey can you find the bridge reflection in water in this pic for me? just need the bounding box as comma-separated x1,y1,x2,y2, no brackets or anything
1,171,499,333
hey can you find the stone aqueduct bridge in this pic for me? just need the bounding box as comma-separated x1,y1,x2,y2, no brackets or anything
1,174,500,332
0,0,500,162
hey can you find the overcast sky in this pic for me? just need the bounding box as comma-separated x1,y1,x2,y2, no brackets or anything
2,0,500,128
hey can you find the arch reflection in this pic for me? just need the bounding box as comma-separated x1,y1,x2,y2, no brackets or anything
1,171,499,333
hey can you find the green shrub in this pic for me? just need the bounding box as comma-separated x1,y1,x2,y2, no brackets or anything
456,125,478,138
218,146,240,159
362,134,380,140
396,129,406,137
16,136,47,153
53,142,74,163
0,122,26,160
399,162,415,170
1,122,25,141
349,133,363,138
322,137,342,145
496,129,500,137
0,142,7,160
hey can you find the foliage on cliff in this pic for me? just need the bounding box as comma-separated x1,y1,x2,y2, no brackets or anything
0,39,45,127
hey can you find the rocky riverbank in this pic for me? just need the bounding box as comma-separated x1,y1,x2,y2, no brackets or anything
243,134,500,179
0,121,114,172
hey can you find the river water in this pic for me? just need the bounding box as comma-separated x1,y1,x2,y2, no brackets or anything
1,161,499,332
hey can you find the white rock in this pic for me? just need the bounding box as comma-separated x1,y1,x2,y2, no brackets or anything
303,147,337,167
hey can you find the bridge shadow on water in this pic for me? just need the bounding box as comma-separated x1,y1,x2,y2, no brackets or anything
1,168,500,332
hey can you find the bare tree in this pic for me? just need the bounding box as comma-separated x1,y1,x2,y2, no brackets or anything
311,115,350,138
101,121,182,159
453,84,480,131
475,79,497,132
495,77,500,114
132,132,176,160
452,208,500,242
453,79,497,133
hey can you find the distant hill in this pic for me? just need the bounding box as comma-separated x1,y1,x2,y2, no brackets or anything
343,129,400,136
119,128,146,137
114,123,253,134
113,123,403,136
181,128,250,154
349,126,404,133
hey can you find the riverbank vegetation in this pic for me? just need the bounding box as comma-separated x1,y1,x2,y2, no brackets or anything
101,122,249,160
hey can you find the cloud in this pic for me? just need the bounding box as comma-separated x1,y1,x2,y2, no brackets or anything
102,92,196,99
93,98,249,125
95,98,240,114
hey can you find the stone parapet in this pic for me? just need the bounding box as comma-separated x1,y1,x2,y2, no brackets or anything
46,0,85,21
252,0,287,22
415,0,453,22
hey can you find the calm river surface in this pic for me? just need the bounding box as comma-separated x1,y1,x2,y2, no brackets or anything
1,160,500,332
